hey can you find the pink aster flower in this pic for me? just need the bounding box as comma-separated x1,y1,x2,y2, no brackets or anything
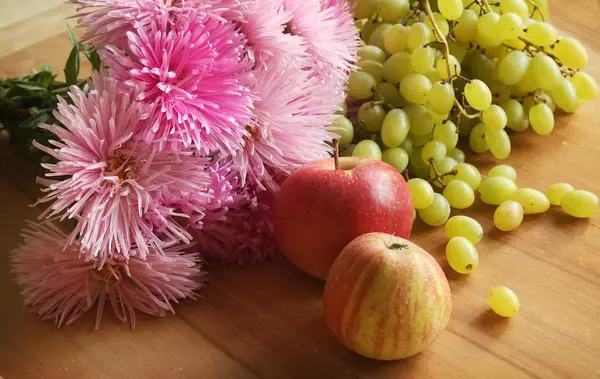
188,0,253,22
34,73,210,265
102,10,254,154
11,222,202,329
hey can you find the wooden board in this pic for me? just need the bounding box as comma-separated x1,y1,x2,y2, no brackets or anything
1,1,600,378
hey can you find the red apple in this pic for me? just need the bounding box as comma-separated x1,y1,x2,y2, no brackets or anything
323,232,452,360
274,156,413,279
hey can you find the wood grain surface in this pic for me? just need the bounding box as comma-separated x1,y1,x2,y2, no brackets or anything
1,1,600,378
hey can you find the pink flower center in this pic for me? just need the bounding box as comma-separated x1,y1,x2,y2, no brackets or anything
107,153,136,183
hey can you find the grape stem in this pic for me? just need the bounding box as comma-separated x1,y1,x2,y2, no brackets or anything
333,139,340,170
479,0,494,13
524,0,546,21
428,158,457,188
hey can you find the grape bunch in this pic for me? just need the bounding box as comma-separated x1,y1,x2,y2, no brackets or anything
333,0,600,317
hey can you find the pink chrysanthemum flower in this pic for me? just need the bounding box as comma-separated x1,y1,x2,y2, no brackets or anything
34,73,210,264
188,0,253,22
102,10,254,154
11,222,202,329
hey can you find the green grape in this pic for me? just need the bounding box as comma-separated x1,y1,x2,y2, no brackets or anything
535,91,556,112
482,105,508,132
352,140,382,160
378,0,410,22
401,137,413,156
421,140,447,163
375,82,405,108
382,52,413,84
529,54,562,91
446,216,483,244
407,178,435,209
498,12,523,40
411,131,434,147
446,163,481,190
368,23,393,51
513,69,538,96
488,286,520,317
477,12,503,47
454,9,478,43
550,78,578,113
552,37,588,69
485,45,509,60
427,81,455,115
463,0,482,13
525,22,557,46
382,148,410,172
362,20,383,42
529,103,554,135
357,102,387,132
356,60,384,84
504,38,527,50
384,24,409,54
494,200,524,231
405,104,434,136
447,147,465,163
381,109,410,147
438,0,463,20
448,40,468,64
501,99,527,131
500,0,528,18
469,122,488,153
331,116,354,145
419,193,451,226
444,180,475,209
336,102,347,116
465,80,492,111
433,121,458,150
406,22,431,51
490,80,512,104
496,51,529,86
527,0,549,21
479,177,518,205
400,73,432,104
431,111,449,124
470,53,497,83
485,129,511,160
446,237,479,274
510,188,550,214
546,182,575,205
436,55,461,80
358,45,387,64
348,71,376,99
569,72,599,100
429,157,457,188
488,165,517,181
560,190,599,218
425,68,443,85
410,147,432,178
411,46,435,74
424,12,449,42
352,0,379,19
522,95,536,115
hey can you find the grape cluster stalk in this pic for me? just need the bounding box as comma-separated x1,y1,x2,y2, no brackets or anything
334,0,599,317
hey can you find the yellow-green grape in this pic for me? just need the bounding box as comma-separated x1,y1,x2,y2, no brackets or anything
446,162,482,190
400,73,432,104
411,131,434,147
427,81,455,115
482,105,508,132
382,148,409,172
446,237,479,274
436,55,461,80
405,104,434,136
421,140,447,163
381,109,410,148
513,69,538,96
368,23,393,51
471,53,497,84
535,91,556,112
477,12,503,47
362,20,383,43
529,103,554,135
431,111,448,125
357,102,386,132
384,24,409,54
501,99,528,132
479,177,518,205
498,12,523,40
504,37,526,50
454,9,478,43
348,71,376,99
525,22,557,46
463,0,482,13
490,80,512,104
448,40,468,63
465,80,492,111
410,147,432,179
569,72,598,101
407,178,435,209
546,182,575,205
485,129,511,160
331,116,354,145
550,78,578,113
444,180,475,209
510,188,550,214
447,147,465,164
560,190,600,218
425,69,443,85
411,46,435,74
484,45,508,59
494,200,524,231
433,121,458,150
352,0,379,19
522,95,536,115
446,216,483,244
488,286,520,317
429,157,458,188
552,37,588,69
419,193,451,226
488,165,517,181
377,0,410,22
336,102,347,116
358,45,387,64
406,22,431,51
424,12,449,42
401,136,413,155
352,140,382,160
529,54,562,91
500,0,528,18
438,0,463,20
496,50,529,86
382,52,413,84
469,122,488,154
375,82,405,108
356,60,384,84
527,0,549,21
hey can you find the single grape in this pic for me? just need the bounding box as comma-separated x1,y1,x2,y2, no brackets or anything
510,188,550,214
382,52,413,84
500,0,529,17
446,162,482,190
448,40,468,63
501,99,527,131
406,22,431,51
425,69,443,85
348,71,376,99
352,140,382,160
444,180,475,209
384,24,409,54
407,178,435,209
488,286,520,317
422,140,447,163
529,103,554,135
550,78,578,113
446,237,479,274
529,54,562,91
569,72,598,100
546,182,575,206
560,190,599,218
485,129,511,160
357,102,387,132
331,116,354,145
525,22,557,46
469,122,488,154
381,109,410,147
498,12,523,40
382,148,410,172
490,80,512,104
454,9,478,43
400,73,432,104
482,105,508,132
552,37,588,69
362,20,383,43
405,104,434,136
488,165,517,181
358,45,387,64
494,200,524,231
504,38,526,50
356,60,384,84
480,177,518,205
477,12,503,47
419,193,451,226
463,0,482,13
438,0,463,20
436,55,461,79
429,157,458,187
411,131,434,147
446,216,483,244
401,137,413,155
447,147,465,163
496,50,529,86
375,82,405,108
471,53,497,84
368,23,393,51
378,0,410,22
424,12,450,42
411,46,435,74
427,81,455,115
465,80,492,111
410,147,432,179
433,121,459,150
352,0,379,19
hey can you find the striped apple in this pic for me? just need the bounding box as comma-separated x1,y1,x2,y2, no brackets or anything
323,232,451,360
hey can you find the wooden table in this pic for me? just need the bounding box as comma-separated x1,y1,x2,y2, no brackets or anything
1,1,600,378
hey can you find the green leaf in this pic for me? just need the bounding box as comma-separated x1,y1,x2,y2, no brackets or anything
64,45,80,85
19,111,53,129
16,83,47,91
66,23,78,47
84,50,102,72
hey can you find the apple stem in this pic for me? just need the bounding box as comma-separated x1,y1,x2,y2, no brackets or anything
333,139,340,170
